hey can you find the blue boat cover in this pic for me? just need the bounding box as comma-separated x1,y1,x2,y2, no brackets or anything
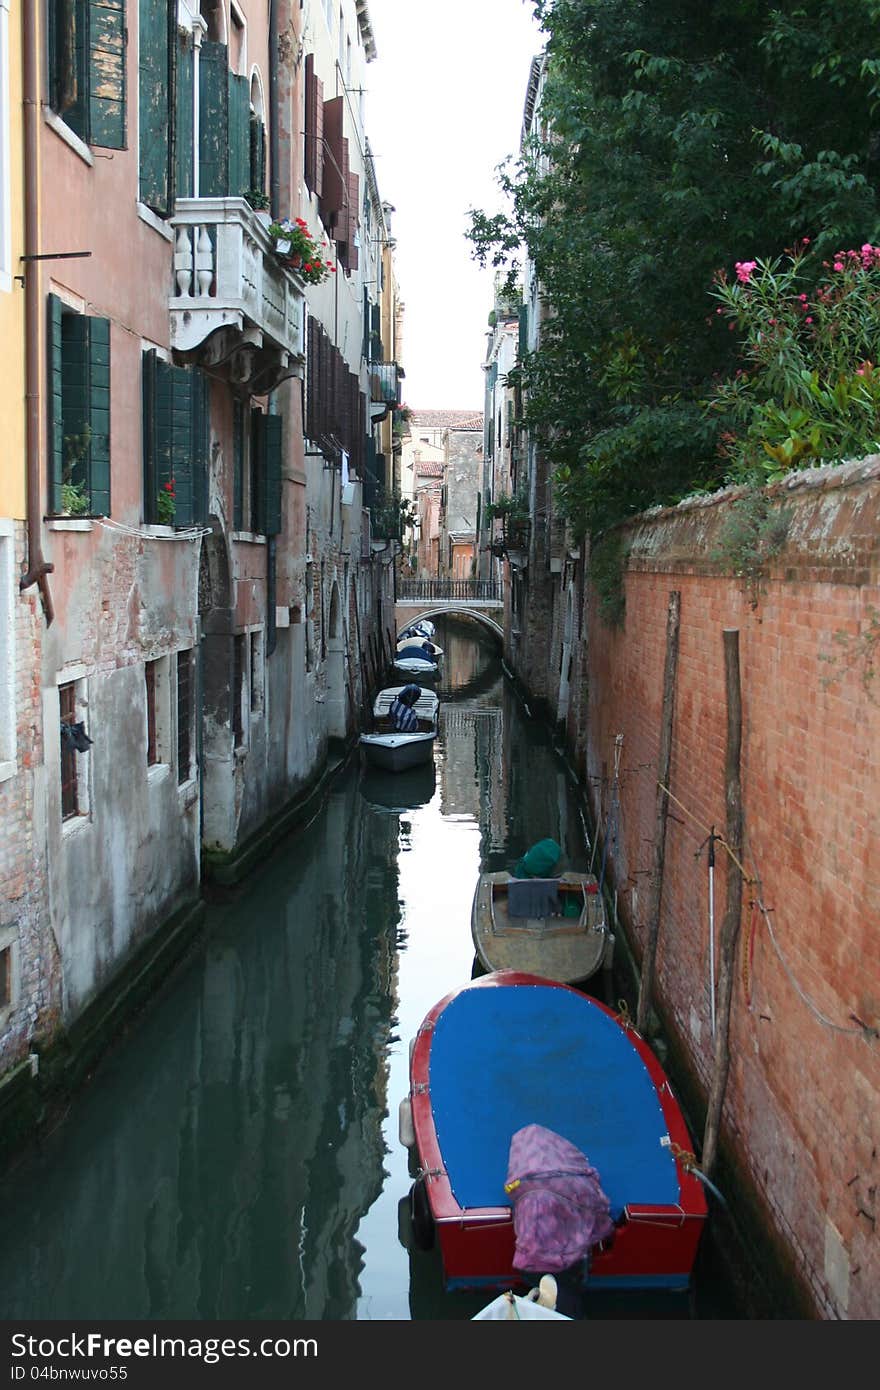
429,981,680,1217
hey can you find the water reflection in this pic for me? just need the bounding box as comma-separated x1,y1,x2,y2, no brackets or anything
0,615,742,1320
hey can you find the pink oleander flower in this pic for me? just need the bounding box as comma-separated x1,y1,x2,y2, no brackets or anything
734,260,757,284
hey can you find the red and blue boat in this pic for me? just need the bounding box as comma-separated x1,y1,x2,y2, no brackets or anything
399,970,707,1294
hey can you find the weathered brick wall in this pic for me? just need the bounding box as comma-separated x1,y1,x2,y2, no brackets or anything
570,458,880,1319
0,527,59,1072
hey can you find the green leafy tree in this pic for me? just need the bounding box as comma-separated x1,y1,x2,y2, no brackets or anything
468,0,880,536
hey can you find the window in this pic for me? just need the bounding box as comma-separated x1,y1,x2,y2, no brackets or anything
142,349,210,527
47,295,111,518
138,0,177,214
47,0,127,148
0,922,16,1019
232,635,245,747
145,661,157,764
199,40,251,199
248,633,262,717
232,397,245,530
59,679,90,820
176,650,193,784
248,407,283,535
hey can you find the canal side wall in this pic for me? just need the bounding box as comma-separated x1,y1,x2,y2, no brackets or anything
562,455,880,1320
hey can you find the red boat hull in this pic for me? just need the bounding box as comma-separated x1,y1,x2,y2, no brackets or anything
408,971,707,1293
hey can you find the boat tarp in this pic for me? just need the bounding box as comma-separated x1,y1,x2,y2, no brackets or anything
429,981,680,1216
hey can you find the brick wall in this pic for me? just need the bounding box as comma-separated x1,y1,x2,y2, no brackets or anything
568,458,880,1318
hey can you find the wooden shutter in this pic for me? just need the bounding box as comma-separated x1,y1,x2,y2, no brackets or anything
138,0,174,213
192,369,210,526
89,0,126,148
175,30,194,198
320,95,344,229
248,113,266,197
227,72,249,198
262,414,283,535
87,315,111,516
47,295,65,513
346,171,359,271
142,348,158,522
232,397,244,530
198,42,229,196
304,53,323,196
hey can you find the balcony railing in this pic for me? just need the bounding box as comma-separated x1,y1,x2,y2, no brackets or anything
169,197,305,394
369,362,402,405
397,579,502,602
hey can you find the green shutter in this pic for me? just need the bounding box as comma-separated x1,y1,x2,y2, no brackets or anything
232,398,244,530
175,31,194,198
142,348,157,522
250,407,264,533
155,358,189,524
61,312,90,501
47,295,65,513
89,0,126,148
87,316,111,515
518,302,529,358
199,42,228,196
263,414,283,536
249,114,265,196
137,0,175,211
64,0,89,140
227,73,249,198
192,369,210,526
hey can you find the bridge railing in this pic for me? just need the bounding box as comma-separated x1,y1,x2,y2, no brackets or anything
397,578,502,603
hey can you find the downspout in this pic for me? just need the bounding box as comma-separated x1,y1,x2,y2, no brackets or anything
20,0,54,622
266,0,280,655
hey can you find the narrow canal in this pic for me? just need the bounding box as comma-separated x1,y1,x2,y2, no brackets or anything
0,618,746,1321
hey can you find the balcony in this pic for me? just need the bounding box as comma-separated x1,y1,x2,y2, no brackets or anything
368,362,403,422
169,198,306,396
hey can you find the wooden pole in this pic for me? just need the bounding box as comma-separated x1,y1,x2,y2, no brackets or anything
636,590,681,1035
701,628,744,1176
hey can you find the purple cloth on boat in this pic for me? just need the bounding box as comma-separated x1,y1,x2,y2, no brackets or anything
505,1124,615,1273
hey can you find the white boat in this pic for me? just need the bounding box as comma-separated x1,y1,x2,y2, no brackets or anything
359,686,440,772
399,619,435,641
393,654,439,682
397,637,444,658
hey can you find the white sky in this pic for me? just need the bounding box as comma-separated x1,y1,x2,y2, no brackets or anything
364,0,545,411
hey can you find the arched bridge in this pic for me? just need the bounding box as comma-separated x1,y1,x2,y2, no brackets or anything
395,579,504,640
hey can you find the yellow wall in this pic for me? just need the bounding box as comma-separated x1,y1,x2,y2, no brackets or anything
0,0,26,519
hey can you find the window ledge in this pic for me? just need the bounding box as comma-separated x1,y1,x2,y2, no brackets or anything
142,524,176,536
47,518,93,532
178,778,199,809
43,108,93,166
136,203,174,242
0,759,16,784
231,531,267,545
147,762,171,783
62,813,92,838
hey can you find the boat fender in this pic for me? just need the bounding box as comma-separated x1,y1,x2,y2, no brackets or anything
410,1178,435,1251
398,1096,415,1149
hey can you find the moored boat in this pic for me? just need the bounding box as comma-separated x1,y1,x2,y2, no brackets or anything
471,869,613,990
399,971,707,1296
392,652,439,683
359,685,440,772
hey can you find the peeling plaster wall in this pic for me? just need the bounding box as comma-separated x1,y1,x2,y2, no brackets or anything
552,456,880,1318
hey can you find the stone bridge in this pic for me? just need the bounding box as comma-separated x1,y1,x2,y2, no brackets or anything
395,579,504,640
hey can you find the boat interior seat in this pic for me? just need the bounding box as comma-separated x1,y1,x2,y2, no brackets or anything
507,878,562,919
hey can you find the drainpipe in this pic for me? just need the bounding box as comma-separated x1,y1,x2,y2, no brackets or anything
266,0,280,654
268,0,280,219
20,0,54,623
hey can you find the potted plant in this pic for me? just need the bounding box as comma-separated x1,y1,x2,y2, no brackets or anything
59,426,91,516
267,218,337,285
244,188,271,224
156,477,176,526
485,489,530,560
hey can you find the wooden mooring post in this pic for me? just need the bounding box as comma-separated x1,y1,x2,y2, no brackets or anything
636,590,681,1036
701,627,744,1176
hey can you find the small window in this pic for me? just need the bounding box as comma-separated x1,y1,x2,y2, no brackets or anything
145,662,157,764
176,650,193,784
250,630,264,715
48,296,111,518
0,942,11,1009
232,635,245,746
47,0,127,149
59,679,90,820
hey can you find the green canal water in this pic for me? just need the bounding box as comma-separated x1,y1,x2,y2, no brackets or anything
0,617,748,1320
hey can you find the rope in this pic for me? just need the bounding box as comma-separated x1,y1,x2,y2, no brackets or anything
614,998,633,1029
656,785,874,1042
